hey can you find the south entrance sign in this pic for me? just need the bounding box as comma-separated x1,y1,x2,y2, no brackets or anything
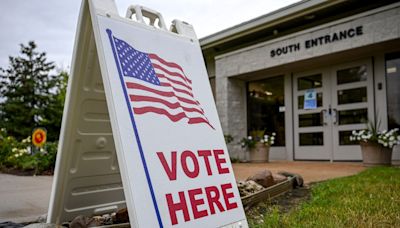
47,1,247,227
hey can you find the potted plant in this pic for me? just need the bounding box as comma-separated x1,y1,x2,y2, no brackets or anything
240,130,275,162
350,121,400,166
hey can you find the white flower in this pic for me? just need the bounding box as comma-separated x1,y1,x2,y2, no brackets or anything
248,136,252,140
264,135,269,139
384,143,388,147
272,132,276,136
12,148,18,153
260,139,265,143
361,135,368,139
271,136,275,141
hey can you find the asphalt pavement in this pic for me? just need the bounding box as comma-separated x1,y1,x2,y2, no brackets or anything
0,173,53,223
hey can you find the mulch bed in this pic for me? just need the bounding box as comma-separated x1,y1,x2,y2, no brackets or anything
246,186,311,224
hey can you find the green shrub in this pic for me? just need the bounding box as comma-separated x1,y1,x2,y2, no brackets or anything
0,128,58,175
0,128,18,167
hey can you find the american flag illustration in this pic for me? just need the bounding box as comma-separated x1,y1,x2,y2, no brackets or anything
110,35,214,129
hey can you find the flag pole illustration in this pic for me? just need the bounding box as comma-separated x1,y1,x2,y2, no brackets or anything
107,29,163,228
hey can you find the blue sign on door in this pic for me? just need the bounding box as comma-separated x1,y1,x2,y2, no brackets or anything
304,89,317,109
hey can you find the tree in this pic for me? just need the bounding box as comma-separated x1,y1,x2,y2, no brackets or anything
41,70,68,141
0,41,67,141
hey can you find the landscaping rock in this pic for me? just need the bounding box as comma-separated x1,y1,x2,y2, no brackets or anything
114,208,129,223
272,174,288,184
69,215,102,228
35,214,47,223
278,171,304,187
237,180,264,197
246,170,274,188
91,215,112,226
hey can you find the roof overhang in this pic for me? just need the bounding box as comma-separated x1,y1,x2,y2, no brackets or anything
200,0,344,50
200,0,400,56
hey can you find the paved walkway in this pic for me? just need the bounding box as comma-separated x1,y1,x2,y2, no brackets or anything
232,161,365,184
0,161,366,223
0,174,52,223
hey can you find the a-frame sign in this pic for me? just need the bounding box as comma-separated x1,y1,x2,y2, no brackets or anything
47,0,247,227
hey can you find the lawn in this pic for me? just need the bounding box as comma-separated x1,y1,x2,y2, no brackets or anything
250,167,400,227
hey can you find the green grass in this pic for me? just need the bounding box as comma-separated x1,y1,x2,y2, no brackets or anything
252,167,400,228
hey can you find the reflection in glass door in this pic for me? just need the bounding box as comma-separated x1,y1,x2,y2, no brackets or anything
293,59,374,161
247,76,285,146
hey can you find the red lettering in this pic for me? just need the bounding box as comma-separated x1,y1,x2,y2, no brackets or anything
188,188,208,219
165,182,239,225
197,150,213,176
157,152,177,180
221,183,238,210
205,186,225,214
213,149,230,174
166,191,190,225
181,150,199,178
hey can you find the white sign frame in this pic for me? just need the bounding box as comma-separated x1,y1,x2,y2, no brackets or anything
47,0,247,227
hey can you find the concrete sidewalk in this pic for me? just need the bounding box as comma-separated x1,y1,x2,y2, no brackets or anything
0,161,366,223
0,174,53,223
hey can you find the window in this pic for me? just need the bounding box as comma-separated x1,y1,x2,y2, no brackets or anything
386,53,400,129
247,76,285,146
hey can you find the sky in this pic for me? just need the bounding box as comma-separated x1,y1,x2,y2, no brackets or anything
0,0,300,70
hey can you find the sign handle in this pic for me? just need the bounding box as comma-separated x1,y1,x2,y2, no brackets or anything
125,5,167,31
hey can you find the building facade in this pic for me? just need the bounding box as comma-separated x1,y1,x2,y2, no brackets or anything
200,0,400,161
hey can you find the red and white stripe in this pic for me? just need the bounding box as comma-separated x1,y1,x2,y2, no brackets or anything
125,53,214,129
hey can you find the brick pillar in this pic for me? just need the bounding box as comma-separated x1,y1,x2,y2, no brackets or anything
215,64,248,161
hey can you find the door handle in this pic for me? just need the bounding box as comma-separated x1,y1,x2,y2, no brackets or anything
320,109,328,125
332,108,338,125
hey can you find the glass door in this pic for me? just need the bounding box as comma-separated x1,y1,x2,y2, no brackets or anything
293,69,332,160
293,59,374,161
331,60,374,160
